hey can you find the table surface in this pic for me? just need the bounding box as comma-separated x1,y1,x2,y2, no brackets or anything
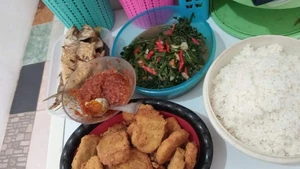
47,9,300,169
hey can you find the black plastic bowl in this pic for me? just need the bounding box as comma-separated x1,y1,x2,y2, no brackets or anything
60,98,213,169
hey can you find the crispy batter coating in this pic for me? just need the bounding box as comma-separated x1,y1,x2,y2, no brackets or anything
97,131,130,167
81,156,103,169
126,121,137,136
155,129,189,164
165,117,181,136
72,135,100,169
128,104,166,153
136,104,160,116
149,153,165,169
157,166,166,169
111,149,153,169
184,142,198,169
102,123,127,137
151,161,165,169
167,148,185,169
122,112,135,123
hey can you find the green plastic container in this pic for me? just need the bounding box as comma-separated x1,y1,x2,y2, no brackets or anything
234,0,300,9
211,0,300,39
43,0,115,30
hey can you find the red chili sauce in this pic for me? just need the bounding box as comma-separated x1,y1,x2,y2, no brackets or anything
70,69,131,117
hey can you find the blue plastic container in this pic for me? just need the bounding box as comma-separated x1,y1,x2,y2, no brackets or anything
112,6,216,99
179,0,209,20
42,0,115,30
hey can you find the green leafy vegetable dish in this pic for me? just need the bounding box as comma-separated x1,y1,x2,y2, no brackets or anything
121,15,208,89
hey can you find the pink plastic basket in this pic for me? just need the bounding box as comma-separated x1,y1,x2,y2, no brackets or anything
119,0,174,28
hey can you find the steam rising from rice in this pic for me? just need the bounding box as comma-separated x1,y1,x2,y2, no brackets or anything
210,44,300,156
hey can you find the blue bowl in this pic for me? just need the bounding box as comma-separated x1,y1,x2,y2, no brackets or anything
112,6,216,99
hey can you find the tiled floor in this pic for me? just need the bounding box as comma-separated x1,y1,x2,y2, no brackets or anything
22,23,53,66
0,0,39,149
0,112,35,169
0,1,65,169
10,62,45,114
33,0,54,26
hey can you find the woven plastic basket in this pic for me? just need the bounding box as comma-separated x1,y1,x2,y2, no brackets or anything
119,0,174,28
43,0,115,30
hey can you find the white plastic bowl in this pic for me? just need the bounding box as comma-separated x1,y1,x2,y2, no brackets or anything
203,35,300,164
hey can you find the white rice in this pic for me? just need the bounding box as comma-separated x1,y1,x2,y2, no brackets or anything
210,44,300,157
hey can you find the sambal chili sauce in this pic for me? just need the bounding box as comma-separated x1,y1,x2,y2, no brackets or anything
69,69,132,117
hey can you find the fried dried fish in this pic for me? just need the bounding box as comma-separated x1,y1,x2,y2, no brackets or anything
76,42,96,61
79,25,98,42
64,26,79,46
46,25,110,110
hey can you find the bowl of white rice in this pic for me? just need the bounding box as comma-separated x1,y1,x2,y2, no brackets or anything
203,35,300,164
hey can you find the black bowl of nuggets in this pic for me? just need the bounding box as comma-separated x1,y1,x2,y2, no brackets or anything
60,98,213,169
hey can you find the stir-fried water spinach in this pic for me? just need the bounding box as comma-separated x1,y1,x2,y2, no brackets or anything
121,15,208,89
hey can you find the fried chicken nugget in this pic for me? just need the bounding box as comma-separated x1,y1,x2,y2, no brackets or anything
151,161,165,169
167,148,185,169
97,131,130,167
165,117,181,136
126,121,137,136
185,142,198,169
125,104,159,134
111,149,153,169
156,129,189,164
122,112,135,123
148,153,164,169
81,156,103,169
102,123,127,137
128,104,166,153
72,135,100,169
157,166,166,169
137,104,161,115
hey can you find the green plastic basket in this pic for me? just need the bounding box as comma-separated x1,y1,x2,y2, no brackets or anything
43,0,115,30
